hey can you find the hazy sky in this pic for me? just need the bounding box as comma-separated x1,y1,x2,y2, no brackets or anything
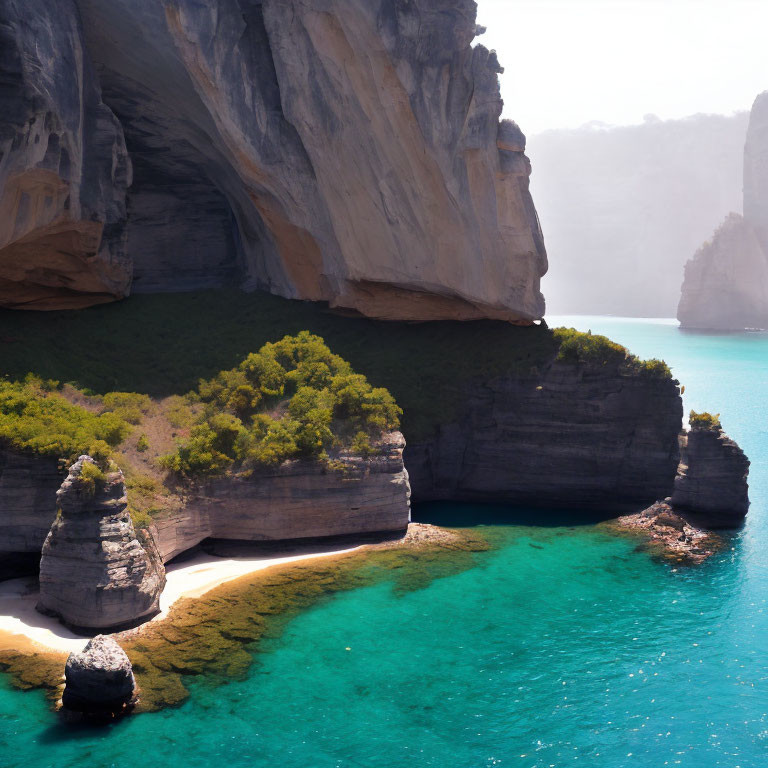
476,0,768,134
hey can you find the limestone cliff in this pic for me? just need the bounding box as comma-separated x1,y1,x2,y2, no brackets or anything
679,92,768,329
677,214,768,330
151,432,411,562
0,0,547,322
0,0,132,309
406,357,683,511
0,435,410,567
37,456,166,631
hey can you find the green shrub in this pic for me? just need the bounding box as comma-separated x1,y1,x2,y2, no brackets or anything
553,328,628,365
78,461,106,497
0,379,131,461
136,433,150,452
161,333,401,477
689,410,721,431
101,391,153,424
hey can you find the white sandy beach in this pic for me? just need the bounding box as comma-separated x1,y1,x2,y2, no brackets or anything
0,546,358,655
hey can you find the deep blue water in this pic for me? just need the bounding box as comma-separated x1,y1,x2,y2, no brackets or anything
2,316,768,768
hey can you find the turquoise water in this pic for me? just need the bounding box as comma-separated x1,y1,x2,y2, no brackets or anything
2,317,768,768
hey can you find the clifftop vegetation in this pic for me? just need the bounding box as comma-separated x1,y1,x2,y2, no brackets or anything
554,328,672,378
160,332,400,478
0,290,674,442
0,333,402,520
689,410,722,431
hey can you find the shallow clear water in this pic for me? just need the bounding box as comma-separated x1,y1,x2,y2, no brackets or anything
2,317,768,768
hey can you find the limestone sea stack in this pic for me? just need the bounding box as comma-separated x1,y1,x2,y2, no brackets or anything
62,635,136,715
671,420,750,528
37,456,166,632
678,91,768,329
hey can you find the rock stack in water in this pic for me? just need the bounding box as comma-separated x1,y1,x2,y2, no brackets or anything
62,635,136,715
671,420,750,528
37,455,166,631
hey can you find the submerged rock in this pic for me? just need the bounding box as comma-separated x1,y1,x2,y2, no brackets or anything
614,501,723,565
37,456,166,631
671,422,750,528
614,419,749,562
62,635,136,714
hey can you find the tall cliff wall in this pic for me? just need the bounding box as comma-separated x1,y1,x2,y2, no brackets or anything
406,358,683,511
0,0,547,322
0,0,132,309
678,92,768,329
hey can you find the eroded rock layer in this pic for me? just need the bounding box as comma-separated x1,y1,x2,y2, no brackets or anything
37,456,166,631
0,0,546,321
0,0,131,309
151,433,412,562
406,358,683,510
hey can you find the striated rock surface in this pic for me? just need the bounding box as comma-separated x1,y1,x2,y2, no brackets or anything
671,424,750,528
151,432,411,560
406,358,683,511
0,0,131,309
0,0,546,320
0,448,60,556
37,456,166,631
679,92,768,329
62,634,136,714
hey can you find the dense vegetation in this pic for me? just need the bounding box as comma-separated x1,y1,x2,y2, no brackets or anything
0,377,130,461
689,410,722,431
0,290,673,441
554,327,671,378
160,332,401,478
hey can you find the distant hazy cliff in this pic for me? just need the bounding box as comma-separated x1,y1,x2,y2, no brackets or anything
0,0,546,322
530,113,748,317
678,93,768,330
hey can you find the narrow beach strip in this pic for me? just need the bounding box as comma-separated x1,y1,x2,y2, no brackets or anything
0,546,359,655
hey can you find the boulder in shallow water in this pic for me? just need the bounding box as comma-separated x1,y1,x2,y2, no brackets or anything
62,635,136,714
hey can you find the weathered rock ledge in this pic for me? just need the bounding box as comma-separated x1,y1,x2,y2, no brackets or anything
150,432,412,562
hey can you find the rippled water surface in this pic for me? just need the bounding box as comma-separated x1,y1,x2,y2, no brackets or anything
2,317,768,768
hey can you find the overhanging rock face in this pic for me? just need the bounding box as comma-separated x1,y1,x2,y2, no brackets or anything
0,0,132,309
0,0,547,322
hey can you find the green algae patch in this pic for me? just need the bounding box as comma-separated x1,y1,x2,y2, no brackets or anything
0,649,65,703
121,525,490,712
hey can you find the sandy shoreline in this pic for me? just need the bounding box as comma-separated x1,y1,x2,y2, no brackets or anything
0,545,359,656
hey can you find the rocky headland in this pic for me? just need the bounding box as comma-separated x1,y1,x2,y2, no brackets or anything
678,91,768,329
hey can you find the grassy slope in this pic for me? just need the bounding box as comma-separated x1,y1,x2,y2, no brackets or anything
0,290,559,440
